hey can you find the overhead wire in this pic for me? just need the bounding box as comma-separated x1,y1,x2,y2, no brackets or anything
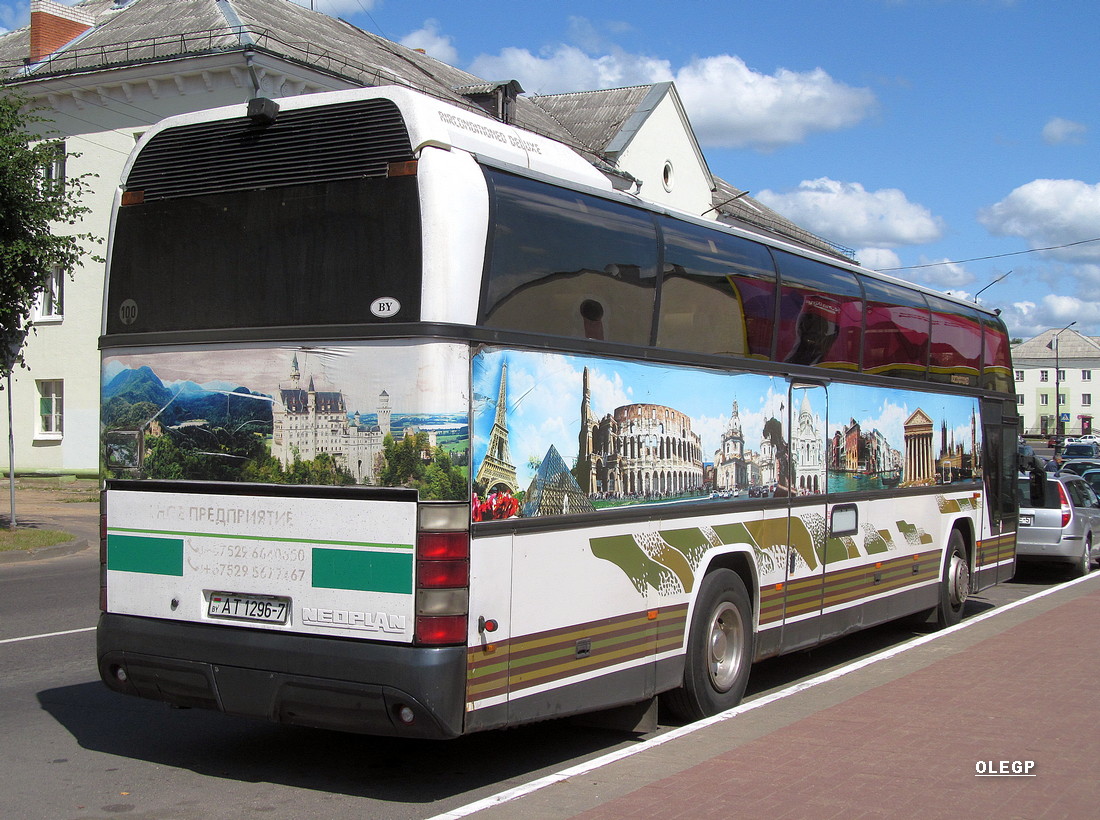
879,237,1100,271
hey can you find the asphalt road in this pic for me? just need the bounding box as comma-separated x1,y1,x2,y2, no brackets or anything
0,495,1073,820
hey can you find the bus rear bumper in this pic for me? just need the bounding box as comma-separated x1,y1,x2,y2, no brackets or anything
96,612,468,739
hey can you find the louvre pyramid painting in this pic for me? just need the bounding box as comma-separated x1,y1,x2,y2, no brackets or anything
523,445,596,518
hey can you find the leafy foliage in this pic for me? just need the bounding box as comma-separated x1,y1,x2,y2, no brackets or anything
0,92,99,370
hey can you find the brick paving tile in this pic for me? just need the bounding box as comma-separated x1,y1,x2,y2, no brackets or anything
556,583,1100,820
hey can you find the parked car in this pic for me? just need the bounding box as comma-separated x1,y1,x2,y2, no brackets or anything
1080,469,1100,496
1056,459,1100,476
1060,442,1100,460
1017,472,1100,576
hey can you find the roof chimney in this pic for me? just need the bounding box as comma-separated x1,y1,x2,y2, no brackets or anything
29,0,95,63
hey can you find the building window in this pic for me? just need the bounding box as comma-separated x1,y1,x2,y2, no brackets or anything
1014,370,1024,381
41,142,66,194
1084,370,1092,381
1040,394,1049,406
1017,395,1025,405
1058,369,1066,382
1040,370,1048,382
34,266,64,321
1083,394,1092,406
36,380,63,438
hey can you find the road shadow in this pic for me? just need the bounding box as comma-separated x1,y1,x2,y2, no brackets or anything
38,681,643,805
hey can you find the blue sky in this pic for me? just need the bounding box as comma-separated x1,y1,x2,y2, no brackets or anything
4,0,1098,341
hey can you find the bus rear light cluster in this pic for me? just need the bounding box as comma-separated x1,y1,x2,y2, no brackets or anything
414,503,469,646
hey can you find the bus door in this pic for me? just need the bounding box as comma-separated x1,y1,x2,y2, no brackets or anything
778,382,829,652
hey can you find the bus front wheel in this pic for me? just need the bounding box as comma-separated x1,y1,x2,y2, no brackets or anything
663,568,753,722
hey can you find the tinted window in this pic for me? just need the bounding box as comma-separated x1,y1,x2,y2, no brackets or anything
481,170,658,345
981,314,1013,394
656,217,777,357
106,177,422,333
774,251,863,368
926,295,982,387
861,276,929,379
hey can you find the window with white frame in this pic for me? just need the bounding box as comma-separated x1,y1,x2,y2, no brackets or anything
1083,370,1092,381
1058,369,1066,382
1040,394,1049,406
36,380,63,438
34,266,64,321
1084,394,1092,407
1040,370,1048,382
1014,370,1024,381
1017,395,1025,405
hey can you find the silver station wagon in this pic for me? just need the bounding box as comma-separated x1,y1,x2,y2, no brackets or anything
1017,472,1100,576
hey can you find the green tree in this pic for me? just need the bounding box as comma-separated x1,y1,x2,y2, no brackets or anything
0,92,98,369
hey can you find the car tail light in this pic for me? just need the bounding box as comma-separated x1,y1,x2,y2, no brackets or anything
1058,482,1072,528
414,503,469,645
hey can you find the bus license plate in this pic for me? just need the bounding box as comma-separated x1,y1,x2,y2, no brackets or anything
208,592,289,624
1019,514,1033,526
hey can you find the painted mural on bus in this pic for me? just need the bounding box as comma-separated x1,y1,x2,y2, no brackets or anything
470,346,981,519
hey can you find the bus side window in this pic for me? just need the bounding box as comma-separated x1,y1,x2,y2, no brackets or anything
773,251,863,369
981,314,1013,393
927,294,982,387
861,276,930,379
656,218,777,357
480,170,658,346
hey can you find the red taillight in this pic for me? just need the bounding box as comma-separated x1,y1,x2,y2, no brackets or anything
417,559,469,588
1058,482,1072,528
417,531,470,560
415,615,467,645
415,504,469,646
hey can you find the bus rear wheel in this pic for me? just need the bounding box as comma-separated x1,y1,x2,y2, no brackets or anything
936,529,969,629
662,568,753,722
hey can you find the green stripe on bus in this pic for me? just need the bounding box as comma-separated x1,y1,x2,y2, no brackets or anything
312,548,413,594
107,534,184,576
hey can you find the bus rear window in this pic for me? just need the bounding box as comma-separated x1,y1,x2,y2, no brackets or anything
927,295,982,387
105,176,422,334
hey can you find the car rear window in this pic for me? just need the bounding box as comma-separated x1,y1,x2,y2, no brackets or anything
1063,444,1096,458
1018,477,1058,508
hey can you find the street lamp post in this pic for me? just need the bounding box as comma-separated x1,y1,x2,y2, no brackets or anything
1054,321,1077,440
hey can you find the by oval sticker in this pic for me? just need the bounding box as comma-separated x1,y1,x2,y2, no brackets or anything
370,297,401,318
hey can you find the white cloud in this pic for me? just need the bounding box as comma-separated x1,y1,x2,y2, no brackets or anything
398,19,459,67
470,44,671,96
978,179,1100,262
854,248,901,270
674,57,875,151
468,21,874,151
755,178,944,248
997,294,1100,341
1041,117,1087,146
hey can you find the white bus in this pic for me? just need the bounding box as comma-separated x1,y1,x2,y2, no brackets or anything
98,86,1019,738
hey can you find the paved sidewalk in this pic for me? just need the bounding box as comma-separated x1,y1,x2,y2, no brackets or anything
462,577,1100,820
0,478,98,563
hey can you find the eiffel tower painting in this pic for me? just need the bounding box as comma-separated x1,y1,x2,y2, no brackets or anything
475,364,518,494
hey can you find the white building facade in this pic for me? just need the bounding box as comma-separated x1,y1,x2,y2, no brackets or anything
1012,329,1100,439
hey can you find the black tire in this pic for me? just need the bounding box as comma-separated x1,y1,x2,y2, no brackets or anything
662,568,753,722
935,529,969,629
1074,536,1092,578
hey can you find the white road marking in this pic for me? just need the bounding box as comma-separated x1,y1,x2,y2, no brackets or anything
0,626,96,645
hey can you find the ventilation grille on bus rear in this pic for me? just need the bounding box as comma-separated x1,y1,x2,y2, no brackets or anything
125,98,414,200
